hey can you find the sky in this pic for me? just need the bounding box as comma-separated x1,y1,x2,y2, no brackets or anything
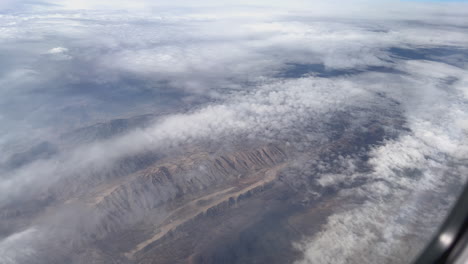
0,0,467,263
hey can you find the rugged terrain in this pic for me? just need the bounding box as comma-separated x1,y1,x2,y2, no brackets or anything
0,96,408,264
1,4,467,264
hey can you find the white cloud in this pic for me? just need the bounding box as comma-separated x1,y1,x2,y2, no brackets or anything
46,46,68,54
295,125,467,264
45,46,72,60
0,1,468,263
0,228,39,264
0,75,371,204
294,67,468,263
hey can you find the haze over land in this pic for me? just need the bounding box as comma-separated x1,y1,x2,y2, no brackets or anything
0,1,467,263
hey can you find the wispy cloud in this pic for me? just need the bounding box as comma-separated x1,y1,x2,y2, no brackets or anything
0,1,467,263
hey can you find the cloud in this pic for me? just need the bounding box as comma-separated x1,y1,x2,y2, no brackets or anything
45,46,72,60
0,228,39,264
0,75,372,205
0,1,468,263
47,47,68,54
293,58,468,264
295,129,468,264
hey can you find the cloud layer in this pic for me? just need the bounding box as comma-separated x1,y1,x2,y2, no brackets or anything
0,1,467,264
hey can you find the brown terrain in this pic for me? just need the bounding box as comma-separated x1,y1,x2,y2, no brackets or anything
0,100,407,264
